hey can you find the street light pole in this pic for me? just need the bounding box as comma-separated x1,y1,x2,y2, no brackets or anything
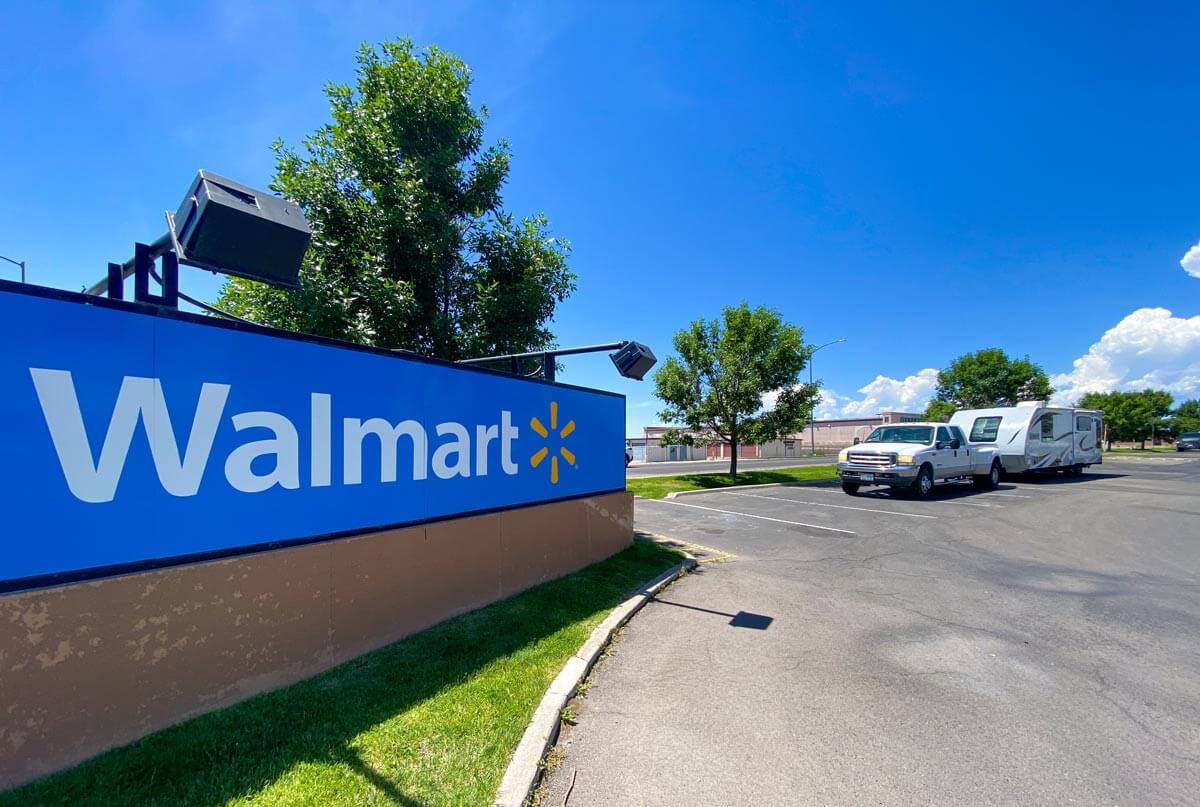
0,254,25,284
808,337,846,456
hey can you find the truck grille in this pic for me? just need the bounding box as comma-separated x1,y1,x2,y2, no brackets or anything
847,452,895,468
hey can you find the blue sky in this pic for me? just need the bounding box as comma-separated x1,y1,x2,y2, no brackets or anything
3,1,1199,435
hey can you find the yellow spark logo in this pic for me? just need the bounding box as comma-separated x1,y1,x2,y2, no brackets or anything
530,401,576,484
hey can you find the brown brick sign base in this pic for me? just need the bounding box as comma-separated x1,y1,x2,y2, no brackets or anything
0,491,632,789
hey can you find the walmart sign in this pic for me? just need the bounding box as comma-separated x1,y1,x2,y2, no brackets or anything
0,285,625,592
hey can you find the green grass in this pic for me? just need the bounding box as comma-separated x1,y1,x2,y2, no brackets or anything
627,464,838,499
2,541,683,807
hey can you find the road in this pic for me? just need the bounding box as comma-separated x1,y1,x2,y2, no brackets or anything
542,457,1200,806
626,455,833,477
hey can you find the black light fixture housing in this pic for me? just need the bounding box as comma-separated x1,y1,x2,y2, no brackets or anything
171,171,310,289
609,341,657,381
85,170,311,303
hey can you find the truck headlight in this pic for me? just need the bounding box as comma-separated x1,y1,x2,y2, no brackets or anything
897,454,916,465
838,449,850,462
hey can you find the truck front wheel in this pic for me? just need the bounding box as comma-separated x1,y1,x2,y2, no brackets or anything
973,460,1001,490
841,481,860,495
909,465,934,499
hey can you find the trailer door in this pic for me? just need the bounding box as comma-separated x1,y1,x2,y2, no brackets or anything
1075,413,1100,464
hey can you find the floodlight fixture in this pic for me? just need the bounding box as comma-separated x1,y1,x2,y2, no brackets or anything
609,341,657,381
85,170,311,304
459,340,658,383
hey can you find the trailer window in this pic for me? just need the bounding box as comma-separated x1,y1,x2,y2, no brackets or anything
1040,415,1055,441
969,416,1002,442
1076,415,1091,431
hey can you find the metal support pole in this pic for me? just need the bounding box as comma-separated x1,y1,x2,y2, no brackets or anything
84,232,173,296
810,362,816,457
106,263,124,300
542,353,556,383
807,338,846,456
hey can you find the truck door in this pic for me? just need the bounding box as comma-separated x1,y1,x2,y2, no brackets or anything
933,426,966,479
950,425,976,473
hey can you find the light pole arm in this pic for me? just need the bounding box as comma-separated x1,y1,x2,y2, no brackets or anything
459,340,655,382
457,342,629,366
0,253,26,284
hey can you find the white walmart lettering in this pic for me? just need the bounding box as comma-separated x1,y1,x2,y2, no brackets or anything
30,369,520,503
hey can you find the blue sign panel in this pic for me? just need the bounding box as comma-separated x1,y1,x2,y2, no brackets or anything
0,284,625,592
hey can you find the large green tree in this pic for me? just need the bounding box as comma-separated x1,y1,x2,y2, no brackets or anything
217,39,575,360
653,304,818,477
1169,399,1200,436
923,348,1054,421
1078,389,1174,449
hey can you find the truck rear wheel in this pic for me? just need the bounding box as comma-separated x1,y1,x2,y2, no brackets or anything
841,481,860,495
973,460,1000,490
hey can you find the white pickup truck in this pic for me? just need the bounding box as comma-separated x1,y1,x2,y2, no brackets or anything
836,422,1001,498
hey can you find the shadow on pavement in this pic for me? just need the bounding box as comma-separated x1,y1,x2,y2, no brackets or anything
652,597,774,630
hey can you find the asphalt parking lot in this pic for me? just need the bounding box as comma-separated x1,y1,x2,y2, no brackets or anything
542,457,1200,806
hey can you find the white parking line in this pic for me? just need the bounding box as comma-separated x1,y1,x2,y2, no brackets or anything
645,498,857,534
723,491,938,519
975,492,1032,499
802,486,1002,508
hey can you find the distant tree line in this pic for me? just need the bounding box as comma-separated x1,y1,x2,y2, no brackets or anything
1078,390,1198,449
920,349,1198,449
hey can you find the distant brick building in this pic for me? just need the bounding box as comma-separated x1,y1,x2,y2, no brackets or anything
760,411,924,456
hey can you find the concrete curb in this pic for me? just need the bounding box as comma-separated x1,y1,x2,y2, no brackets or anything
663,478,841,499
492,550,697,807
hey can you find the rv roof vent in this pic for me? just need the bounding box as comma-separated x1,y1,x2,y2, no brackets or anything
1016,400,1047,407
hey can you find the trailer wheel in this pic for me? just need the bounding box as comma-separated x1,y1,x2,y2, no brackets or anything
973,460,1001,489
841,481,860,495
909,465,934,499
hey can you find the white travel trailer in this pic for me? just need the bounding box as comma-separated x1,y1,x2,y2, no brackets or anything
949,402,1103,475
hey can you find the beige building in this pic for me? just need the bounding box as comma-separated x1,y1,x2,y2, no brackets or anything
634,412,923,462
759,411,924,456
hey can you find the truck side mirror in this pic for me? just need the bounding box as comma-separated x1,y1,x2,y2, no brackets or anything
950,438,961,450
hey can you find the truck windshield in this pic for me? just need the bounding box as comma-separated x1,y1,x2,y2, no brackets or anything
864,426,933,445
1183,432,1200,440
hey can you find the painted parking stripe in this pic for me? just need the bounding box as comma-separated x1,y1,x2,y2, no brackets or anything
723,491,938,519
975,492,1032,499
646,498,857,535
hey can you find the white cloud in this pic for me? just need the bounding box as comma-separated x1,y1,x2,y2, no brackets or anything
838,368,939,417
1052,308,1200,403
1181,242,1200,278
764,306,1200,421
813,389,853,420
763,369,938,420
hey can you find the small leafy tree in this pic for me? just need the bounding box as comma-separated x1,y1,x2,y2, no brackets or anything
923,400,957,423
1169,399,1200,436
1078,390,1174,449
653,304,818,477
217,39,575,359
924,348,1054,420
